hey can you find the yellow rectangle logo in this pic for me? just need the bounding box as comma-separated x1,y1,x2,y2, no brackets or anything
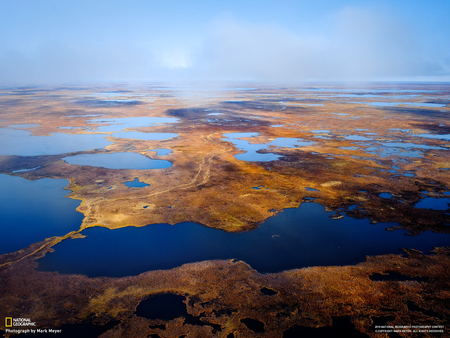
5,317,12,327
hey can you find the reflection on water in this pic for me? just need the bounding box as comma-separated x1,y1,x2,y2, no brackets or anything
362,139,447,158
0,174,83,255
358,102,446,108
345,135,372,141
381,142,442,150
63,152,172,170
417,133,450,141
0,128,112,156
37,202,450,277
8,124,40,128
223,132,314,162
111,131,178,141
89,117,178,132
364,146,423,158
300,88,438,93
12,166,41,173
223,132,280,161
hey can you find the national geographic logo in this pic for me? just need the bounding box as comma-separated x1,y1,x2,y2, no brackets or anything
5,317,12,327
4,317,36,327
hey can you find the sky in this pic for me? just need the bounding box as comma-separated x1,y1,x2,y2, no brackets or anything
0,0,449,84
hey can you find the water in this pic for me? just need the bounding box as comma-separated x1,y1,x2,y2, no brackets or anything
124,177,150,188
223,132,314,162
0,128,112,156
405,102,446,108
89,117,178,132
8,124,40,128
111,131,178,141
0,174,83,255
364,146,423,158
345,135,372,141
340,146,360,150
415,197,450,210
222,132,281,161
365,102,400,107
381,142,442,150
311,130,331,133
300,88,438,93
62,152,172,170
269,138,314,148
359,101,446,108
417,133,450,141
148,148,173,156
12,166,41,173
37,202,450,277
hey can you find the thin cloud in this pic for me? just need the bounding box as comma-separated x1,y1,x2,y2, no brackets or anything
199,7,450,82
0,5,449,84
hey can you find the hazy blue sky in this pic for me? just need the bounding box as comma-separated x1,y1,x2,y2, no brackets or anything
0,0,449,84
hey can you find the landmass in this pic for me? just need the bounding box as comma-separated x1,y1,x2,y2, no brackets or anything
0,83,449,337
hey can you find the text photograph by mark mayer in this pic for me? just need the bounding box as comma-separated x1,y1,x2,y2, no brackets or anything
1,0,449,337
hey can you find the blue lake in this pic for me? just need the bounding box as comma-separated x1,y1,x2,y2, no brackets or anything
124,177,150,188
8,124,40,128
37,202,450,277
223,132,281,161
0,128,112,156
223,132,314,162
417,133,450,141
62,152,172,170
0,174,83,255
415,197,450,211
345,135,373,141
111,131,178,141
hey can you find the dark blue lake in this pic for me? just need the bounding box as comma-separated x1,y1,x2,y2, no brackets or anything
37,202,450,277
62,152,172,170
415,197,450,210
0,174,83,255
